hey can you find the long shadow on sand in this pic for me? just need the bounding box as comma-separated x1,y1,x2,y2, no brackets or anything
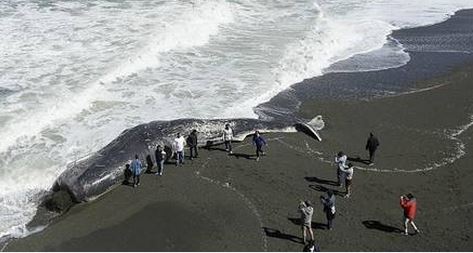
287,218,326,230
304,176,339,186
229,153,255,160
308,184,345,197
362,220,403,234
348,156,372,165
263,227,302,244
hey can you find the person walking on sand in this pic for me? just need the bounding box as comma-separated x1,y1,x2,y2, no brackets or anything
334,151,348,187
252,131,267,161
187,129,198,160
339,163,354,198
130,154,143,188
299,200,314,244
174,133,186,166
366,132,380,165
155,145,166,176
222,123,234,154
320,190,336,230
400,193,420,235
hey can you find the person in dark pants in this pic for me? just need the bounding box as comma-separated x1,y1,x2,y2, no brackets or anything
145,154,154,174
130,154,143,188
155,145,166,176
365,132,380,165
123,163,132,185
252,131,267,161
187,129,198,160
222,123,234,154
320,190,336,230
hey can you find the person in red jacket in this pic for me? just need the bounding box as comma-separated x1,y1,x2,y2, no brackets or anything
400,193,420,235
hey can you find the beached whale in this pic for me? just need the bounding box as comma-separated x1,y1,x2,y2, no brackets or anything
47,116,324,208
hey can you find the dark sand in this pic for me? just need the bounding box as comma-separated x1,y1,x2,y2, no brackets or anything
6,62,473,251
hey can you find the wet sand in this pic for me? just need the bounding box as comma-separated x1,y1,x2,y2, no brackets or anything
6,62,473,251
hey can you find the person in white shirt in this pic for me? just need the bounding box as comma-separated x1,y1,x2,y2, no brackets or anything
334,151,348,187
339,163,354,198
174,133,186,166
222,124,234,154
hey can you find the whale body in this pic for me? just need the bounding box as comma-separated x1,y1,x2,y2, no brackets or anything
50,116,323,205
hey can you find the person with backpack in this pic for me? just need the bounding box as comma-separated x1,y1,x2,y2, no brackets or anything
155,145,166,176
299,200,314,244
187,129,198,160
252,131,267,161
222,123,234,154
130,154,143,188
400,193,420,235
320,190,336,230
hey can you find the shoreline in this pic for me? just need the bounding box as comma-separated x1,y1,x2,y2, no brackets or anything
6,60,473,251
4,8,473,252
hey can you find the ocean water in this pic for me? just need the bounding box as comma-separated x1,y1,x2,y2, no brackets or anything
1,0,473,240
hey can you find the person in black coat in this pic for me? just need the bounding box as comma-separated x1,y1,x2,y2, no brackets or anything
365,132,380,164
187,129,198,160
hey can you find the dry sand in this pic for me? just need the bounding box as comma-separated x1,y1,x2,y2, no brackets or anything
6,65,473,251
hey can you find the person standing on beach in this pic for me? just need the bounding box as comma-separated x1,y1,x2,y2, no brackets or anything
187,129,198,160
155,145,166,176
334,151,348,187
365,132,380,165
299,200,314,244
339,163,354,198
145,154,154,174
130,154,142,188
252,131,267,161
174,133,186,166
222,123,234,154
400,193,420,235
320,190,336,230
123,163,132,185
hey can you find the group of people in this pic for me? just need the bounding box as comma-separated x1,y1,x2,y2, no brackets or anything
123,123,269,188
299,132,419,251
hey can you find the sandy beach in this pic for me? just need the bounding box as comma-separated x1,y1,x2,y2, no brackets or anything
3,7,473,252
5,59,473,251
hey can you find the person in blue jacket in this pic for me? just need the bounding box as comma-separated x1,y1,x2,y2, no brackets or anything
252,131,267,161
130,154,143,188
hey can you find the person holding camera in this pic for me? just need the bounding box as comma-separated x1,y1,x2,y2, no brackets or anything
299,200,314,244
400,193,420,235
320,190,336,230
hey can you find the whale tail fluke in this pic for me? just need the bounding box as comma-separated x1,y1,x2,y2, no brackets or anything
295,115,324,141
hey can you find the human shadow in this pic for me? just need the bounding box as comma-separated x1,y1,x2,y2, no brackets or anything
362,220,402,234
230,152,255,160
304,176,339,186
263,227,303,244
287,217,326,230
308,184,345,197
203,146,228,152
348,156,371,165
